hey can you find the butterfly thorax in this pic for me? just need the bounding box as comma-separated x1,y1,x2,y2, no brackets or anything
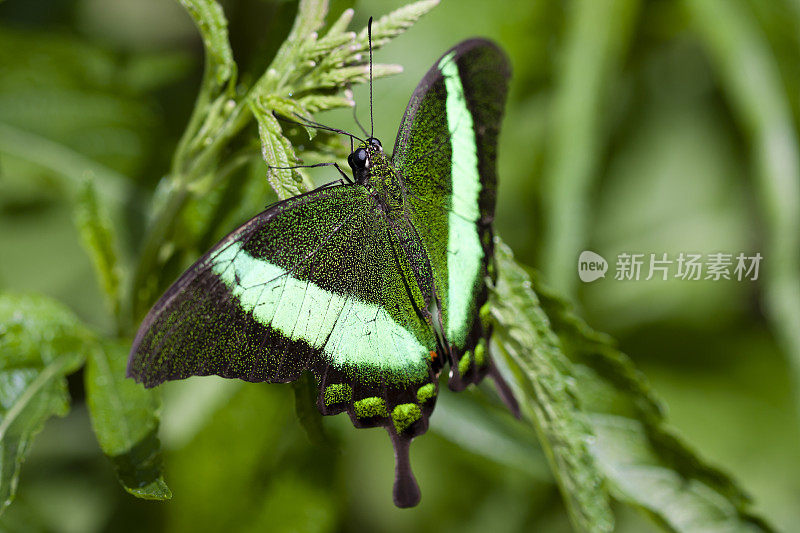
348,137,405,215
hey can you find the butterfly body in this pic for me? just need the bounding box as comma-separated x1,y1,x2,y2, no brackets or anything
129,38,512,508
347,138,403,215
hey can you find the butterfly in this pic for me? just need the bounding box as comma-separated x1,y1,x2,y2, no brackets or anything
128,34,514,508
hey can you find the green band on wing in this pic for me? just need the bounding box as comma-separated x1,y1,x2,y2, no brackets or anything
354,397,388,418
416,383,436,403
392,403,422,434
211,242,429,385
324,383,352,406
438,52,484,348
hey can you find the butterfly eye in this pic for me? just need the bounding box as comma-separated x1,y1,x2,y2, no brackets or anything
368,137,382,150
349,147,369,170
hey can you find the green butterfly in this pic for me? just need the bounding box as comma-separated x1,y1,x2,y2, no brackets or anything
128,36,513,508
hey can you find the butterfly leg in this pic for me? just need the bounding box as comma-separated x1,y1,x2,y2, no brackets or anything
332,162,353,184
487,358,520,419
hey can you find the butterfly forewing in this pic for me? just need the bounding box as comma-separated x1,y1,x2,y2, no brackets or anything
392,39,510,387
129,185,438,413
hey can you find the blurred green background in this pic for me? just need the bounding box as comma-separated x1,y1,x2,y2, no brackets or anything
1,0,799,531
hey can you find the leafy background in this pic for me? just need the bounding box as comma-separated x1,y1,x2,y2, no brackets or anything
1,0,799,532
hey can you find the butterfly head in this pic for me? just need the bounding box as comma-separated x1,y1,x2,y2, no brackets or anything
348,137,385,185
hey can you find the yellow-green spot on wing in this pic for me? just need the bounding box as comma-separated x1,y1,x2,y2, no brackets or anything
474,339,486,367
324,383,352,406
479,301,491,327
392,403,422,434
458,351,472,376
354,397,388,418
416,383,436,403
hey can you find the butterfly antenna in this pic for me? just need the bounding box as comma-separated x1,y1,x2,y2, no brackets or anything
273,111,365,143
368,16,374,139
350,91,369,137
267,161,353,184
297,114,366,143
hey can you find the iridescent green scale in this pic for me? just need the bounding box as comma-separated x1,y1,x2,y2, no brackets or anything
128,38,512,508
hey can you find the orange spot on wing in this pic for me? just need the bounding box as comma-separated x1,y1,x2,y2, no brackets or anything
429,350,437,361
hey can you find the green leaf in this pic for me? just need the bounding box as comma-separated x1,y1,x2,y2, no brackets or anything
303,64,404,91
0,294,91,513
178,0,236,88
288,0,328,45
255,0,433,99
85,340,171,500
297,94,354,114
353,0,440,51
261,94,316,139
74,179,124,319
306,1,438,91
326,6,354,36
306,28,356,61
261,0,329,96
530,260,775,531
250,101,313,200
490,241,615,533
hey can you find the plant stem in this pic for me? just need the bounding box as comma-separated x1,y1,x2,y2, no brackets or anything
171,57,217,177
129,186,189,327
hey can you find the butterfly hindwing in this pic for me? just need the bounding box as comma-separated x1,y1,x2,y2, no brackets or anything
128,184,439,438
392,39,510,388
